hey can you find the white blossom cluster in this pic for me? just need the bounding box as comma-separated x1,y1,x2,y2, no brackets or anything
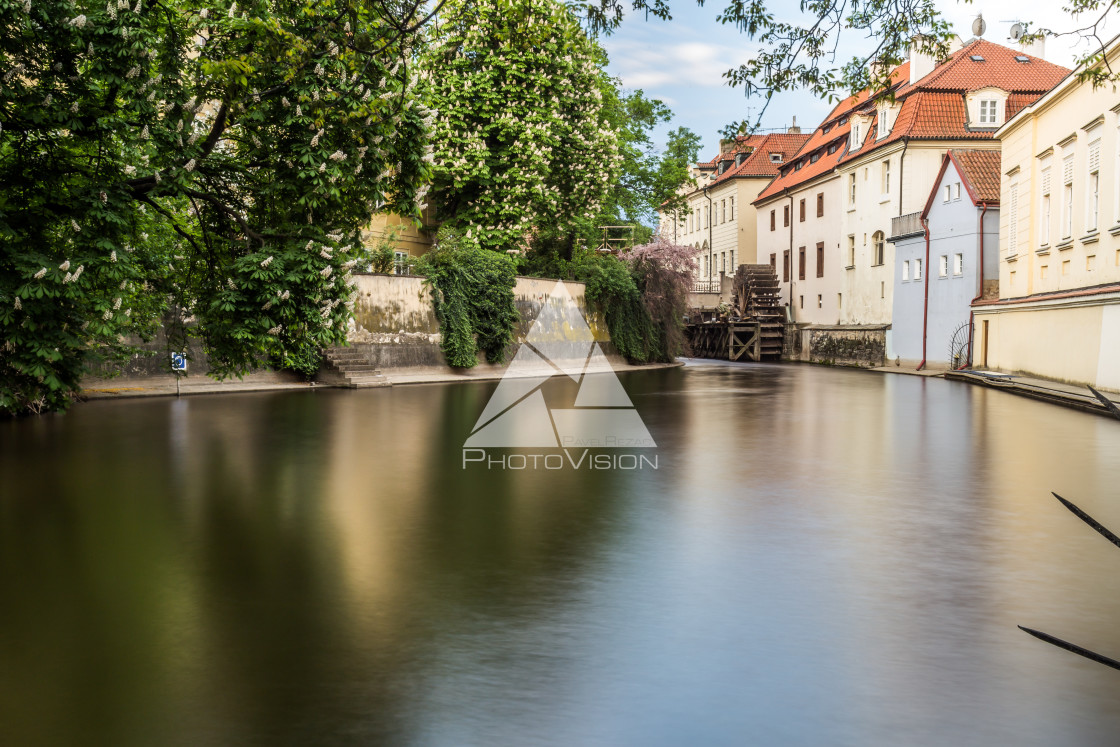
424,0,621,250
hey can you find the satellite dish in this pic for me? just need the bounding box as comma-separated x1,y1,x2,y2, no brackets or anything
972,14,987,37
1009,22,1024,41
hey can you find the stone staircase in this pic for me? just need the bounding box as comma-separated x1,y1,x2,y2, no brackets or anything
322,347,390,388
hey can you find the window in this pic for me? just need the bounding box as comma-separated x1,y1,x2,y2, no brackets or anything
872,231,885,266
721,252,726,273
849,173,857,205
798,246,806,280
953,182,961,200
816,242,824,278
954,253,963,275
979,99,997,125
394,251,411,275
1040,158,1052,246
770,209,776,231
939,255,948,277
704,207,708,229
902,260,910,280
881,160,891,194
1008,174,1019,256
784,205,790,227
730,250,735,270
770,153,782,163
1062,153,1074,238
914,258,923,280
729,197,735,221
799,199,806,222
799,295,804,309
944,184,952,202
1087,135,1101,232
721,199,727,224
770,252,777,271
816,193,824,217
783,250,790,282
847,235,855,267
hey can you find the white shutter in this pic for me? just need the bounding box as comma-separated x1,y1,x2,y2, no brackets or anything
1041,166,1051,195
1089,139,1101,173
1063,154,1075,185
1008,178,1019,257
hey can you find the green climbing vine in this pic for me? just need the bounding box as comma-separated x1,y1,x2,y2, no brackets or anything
416,229,520,368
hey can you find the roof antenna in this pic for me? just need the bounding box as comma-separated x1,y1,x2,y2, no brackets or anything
971,13,987,38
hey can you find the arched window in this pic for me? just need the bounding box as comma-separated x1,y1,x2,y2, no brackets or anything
702,241,709,277
872,231,885,266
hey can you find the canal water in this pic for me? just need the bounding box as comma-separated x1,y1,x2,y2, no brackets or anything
3,361,1120,746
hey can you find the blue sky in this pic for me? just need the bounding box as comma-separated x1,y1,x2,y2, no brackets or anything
600,0,1109,158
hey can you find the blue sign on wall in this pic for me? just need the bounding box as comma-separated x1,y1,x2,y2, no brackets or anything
170,352,187,372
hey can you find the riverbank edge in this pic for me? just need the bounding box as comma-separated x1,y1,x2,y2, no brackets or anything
941,370,1120,419
79,360,684,402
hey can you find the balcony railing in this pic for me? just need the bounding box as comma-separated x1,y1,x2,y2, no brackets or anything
890,211,923,241
692,280,721,294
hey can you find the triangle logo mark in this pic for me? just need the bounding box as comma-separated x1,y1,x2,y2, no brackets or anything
465,281,656,449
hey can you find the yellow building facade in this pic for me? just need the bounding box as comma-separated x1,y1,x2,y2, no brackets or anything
974,36,1120,390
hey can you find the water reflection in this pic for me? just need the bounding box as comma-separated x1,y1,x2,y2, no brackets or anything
2,362,1120,745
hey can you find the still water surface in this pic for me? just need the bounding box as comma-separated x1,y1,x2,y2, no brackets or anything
3,361,1120,746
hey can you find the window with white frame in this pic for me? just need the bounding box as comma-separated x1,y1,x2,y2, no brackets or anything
1087,133,1101,233
979,99,998,125
721,199,726,224
847,235,855,266
881,159,891,195
730,250,735,270
1040,157,1052,246
939,255,948,277
1008,174,1019,256
902,260,910,280
849,173,856,205
944,184,952,202
953,182,961,200
954,253,963,275
1062,153,1074,238
729,197,735,221
914,258,923,280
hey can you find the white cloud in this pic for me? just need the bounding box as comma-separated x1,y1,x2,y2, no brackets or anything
605,39,750,90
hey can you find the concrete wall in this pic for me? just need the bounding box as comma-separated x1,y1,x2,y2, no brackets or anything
974,292,1120,391
802,325,888,367
343,274,611,371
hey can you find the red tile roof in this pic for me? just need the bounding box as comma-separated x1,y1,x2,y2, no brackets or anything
949,149,1001,203
690,132,811,192
918,38,1069,92
754,39,1070,205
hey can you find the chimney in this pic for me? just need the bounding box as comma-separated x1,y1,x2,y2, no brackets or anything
720,138,735,155
909,35,936,84
1018,37,1045,60
787,116,801,134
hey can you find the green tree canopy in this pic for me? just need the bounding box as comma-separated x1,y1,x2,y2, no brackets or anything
1,0,436,415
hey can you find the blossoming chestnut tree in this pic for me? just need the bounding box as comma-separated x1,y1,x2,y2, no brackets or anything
421,0,622,252
0,0,439,415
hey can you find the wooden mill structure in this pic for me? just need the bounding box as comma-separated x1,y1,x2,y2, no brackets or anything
686,264,785,362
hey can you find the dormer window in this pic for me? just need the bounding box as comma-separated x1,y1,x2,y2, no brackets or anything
769,153,782,163
967,87,1008,128
850,115,870,150
735,153,746,166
